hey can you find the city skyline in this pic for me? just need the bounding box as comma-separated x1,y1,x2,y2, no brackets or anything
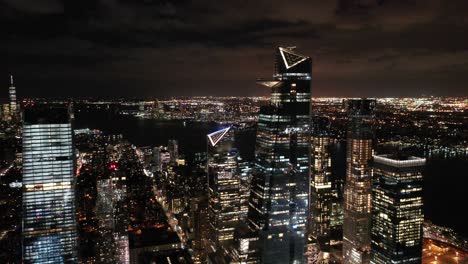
0,2,467,263
1,78,467,263
2,1,468,98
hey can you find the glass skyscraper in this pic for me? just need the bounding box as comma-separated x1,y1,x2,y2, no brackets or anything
22,105,78,263
342,99,376,264
207,127,242,256
9,75,17,120
371,155,425,264
308,117,333,262
247,47,311,263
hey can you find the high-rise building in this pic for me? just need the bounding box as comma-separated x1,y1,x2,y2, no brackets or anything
22,105,78,263
96,179,117,263
308,117,333,263
95,178,130,264
247,47,311,263
237,159,252,221
168,139,179,164
370,154,425,264
2,104,11,122
330,145,344,247
207,127,242,256
342,99,376,264
9,75,17,119
190,196,210,264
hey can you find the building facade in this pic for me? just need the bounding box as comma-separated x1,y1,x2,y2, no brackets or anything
22,105,78,263
9,75,17,119
308,117,333,263
247,47,311,263
371,155,425,264
207,127,243,256
342,99,376,264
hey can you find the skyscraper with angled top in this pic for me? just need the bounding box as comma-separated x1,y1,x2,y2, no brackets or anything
206,126,243,259
342,99,376,264
22,104,78,263
247,47,311,263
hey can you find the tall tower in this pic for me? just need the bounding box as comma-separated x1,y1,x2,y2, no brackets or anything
96,179,117,263
168,139,179,164
308,117,333,263
342,99,376,264
22,105,78,263
371,155,425,264
248,47,311,263
9,75,17,119
207,127,242,257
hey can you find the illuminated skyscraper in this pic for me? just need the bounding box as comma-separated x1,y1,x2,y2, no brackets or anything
96,179,117,263
2,104,11,122
207,127,242,256
330,148,344,247
168,139,179,164
9,75,17,119
96,178,130,264
308,117,333,263
22,105,78,263
370,155,425,264
248,47,311,263
342,99,376,264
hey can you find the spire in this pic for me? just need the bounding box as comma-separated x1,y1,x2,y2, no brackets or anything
207,127,231,147
10,75,14,86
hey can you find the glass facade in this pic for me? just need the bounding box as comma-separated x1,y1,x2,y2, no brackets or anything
9,75,17,119
370,155,425,264
22,106,78,263
207,127,243,254
248,47,311,263
343,99,376,264
308,117,333,262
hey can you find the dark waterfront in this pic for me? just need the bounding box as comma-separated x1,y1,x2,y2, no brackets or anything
74,108,222,158
74,109,468,238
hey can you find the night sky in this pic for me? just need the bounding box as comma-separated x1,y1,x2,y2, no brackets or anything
1,0,468,99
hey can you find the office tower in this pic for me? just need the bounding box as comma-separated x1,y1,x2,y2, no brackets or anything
95,178,130,264
370,155,425,264
111,169,130,264
96,179,117,263
207,127,242,256
248,47,311,263
114,233,130,264
237,160,252,221
190,196,210,264
9,75,17,119
342,99,376,264
2,104,11,122
152,146,162,172
97,179,115,230
308,117,333,262
168,139,179,163
330,149,344,246
22,105,78,263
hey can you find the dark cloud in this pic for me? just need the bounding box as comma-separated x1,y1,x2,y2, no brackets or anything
1,0,467,98
2,0,63,14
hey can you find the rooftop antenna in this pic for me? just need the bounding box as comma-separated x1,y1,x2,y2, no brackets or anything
10,75,14,86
